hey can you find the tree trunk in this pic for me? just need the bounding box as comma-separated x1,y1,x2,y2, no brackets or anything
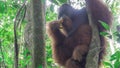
85,1,101,68
30,0,46,68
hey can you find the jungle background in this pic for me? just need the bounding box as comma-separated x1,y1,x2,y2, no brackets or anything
0,0,120,68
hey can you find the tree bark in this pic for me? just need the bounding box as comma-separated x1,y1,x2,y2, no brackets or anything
85,1,101,68
30,0,46,68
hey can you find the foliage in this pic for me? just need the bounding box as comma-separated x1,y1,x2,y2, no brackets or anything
0,0,18,67
0,0,29,68
100,21,120,68
103,51,120,68
99,21,111,37
101,1,120,68
45,3,57,67
49,0,67,5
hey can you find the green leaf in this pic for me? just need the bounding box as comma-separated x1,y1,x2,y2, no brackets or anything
114,61,120,68
110,51,120,61
100,32,109,36
0,1,6,13
0,56,2,62
99,20,110,30
47,58,53,62
58,0,67,4
49,0,59,5
103,61,113,68
50,4,54,12
38,65,42,68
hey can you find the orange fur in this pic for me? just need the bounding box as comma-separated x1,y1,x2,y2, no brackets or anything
46,0,112,67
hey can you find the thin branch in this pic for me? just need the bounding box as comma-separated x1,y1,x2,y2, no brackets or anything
14,2,27,68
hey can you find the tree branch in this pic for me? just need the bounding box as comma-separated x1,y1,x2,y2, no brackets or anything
85,1,101,68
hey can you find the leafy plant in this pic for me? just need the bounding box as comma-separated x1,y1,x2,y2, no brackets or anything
103,51,120,68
